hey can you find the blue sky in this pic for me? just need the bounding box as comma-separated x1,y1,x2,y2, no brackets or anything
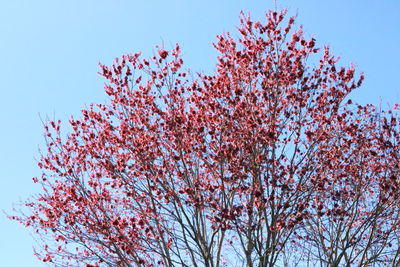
0,1,399,266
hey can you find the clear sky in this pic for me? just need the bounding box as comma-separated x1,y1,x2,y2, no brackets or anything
0,1,399,266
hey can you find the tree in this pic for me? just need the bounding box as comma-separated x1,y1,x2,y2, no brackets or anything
12,10,400,267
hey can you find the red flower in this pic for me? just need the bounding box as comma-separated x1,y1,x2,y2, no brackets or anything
158,49,168,59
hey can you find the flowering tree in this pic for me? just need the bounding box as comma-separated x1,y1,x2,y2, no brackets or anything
13,10,400,267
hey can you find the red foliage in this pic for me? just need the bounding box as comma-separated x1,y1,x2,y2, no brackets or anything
12,10,400,266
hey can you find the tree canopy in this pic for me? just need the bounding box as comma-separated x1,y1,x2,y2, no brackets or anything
13,10,400,267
